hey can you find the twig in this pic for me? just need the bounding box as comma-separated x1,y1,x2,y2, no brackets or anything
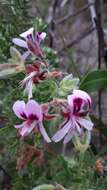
60,0,69,8
46,0,59,47
58,25,95,53
94,0,104,146
0,165,10,178
55,3,94,25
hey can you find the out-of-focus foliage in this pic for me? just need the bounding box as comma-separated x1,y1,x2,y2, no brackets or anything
0,0,48,62
43,47,59,68
0,0,30,61
1,1,107,190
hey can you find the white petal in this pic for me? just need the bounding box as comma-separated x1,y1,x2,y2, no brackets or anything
26,121,36,135
52,120,71,142
76,117,93,130
64,128,74,144
75,121,82,134
26,80,33,100
39,32,46,41
39,123,51,143
20,28,34,38
26,100,43,121
12,38,27,48
13,100,27,119
22,51,30,60
14,124,23,129
73,90,91,103
67,94,75,114
20,126,28,136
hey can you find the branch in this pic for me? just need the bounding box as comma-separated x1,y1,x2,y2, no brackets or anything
88,0,96,28
55,3,94,25
58,25,95,53
47,0,59,47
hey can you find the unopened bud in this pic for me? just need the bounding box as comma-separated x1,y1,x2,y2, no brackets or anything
59,74,79,97
72,131,91,153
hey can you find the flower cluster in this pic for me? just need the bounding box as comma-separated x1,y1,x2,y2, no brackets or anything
12,28,93,146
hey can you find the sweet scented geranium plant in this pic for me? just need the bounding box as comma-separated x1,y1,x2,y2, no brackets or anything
11,27,93,148
0,26,96,190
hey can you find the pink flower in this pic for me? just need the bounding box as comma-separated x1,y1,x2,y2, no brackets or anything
52,90,93,144
13,100,51,142
12,28,46,60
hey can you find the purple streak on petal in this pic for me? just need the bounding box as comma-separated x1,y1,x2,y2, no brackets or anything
26,100,43,121
39,122,51,143
73,90,91,104
73,98,83,114
22,51,30,60
75,120,82,134
76,117,93,130
13,100,27,119
52,120,71,143
27,34,34,42
35,32,46,44
12,38,27,48
35,32,41,43
64,128,74,144
20,112,27,119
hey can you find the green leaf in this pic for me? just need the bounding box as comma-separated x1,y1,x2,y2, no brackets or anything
80,70,107,92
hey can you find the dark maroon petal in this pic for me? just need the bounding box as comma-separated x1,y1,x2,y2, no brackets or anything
61,111,70,118
33,63,41,71
75,111,89,117
39,71,47,80
43,113,56,120
33,77,39,84
26,65,36,74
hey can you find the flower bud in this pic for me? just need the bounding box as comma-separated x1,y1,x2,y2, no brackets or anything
59,74,79,97
72,131,91,153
